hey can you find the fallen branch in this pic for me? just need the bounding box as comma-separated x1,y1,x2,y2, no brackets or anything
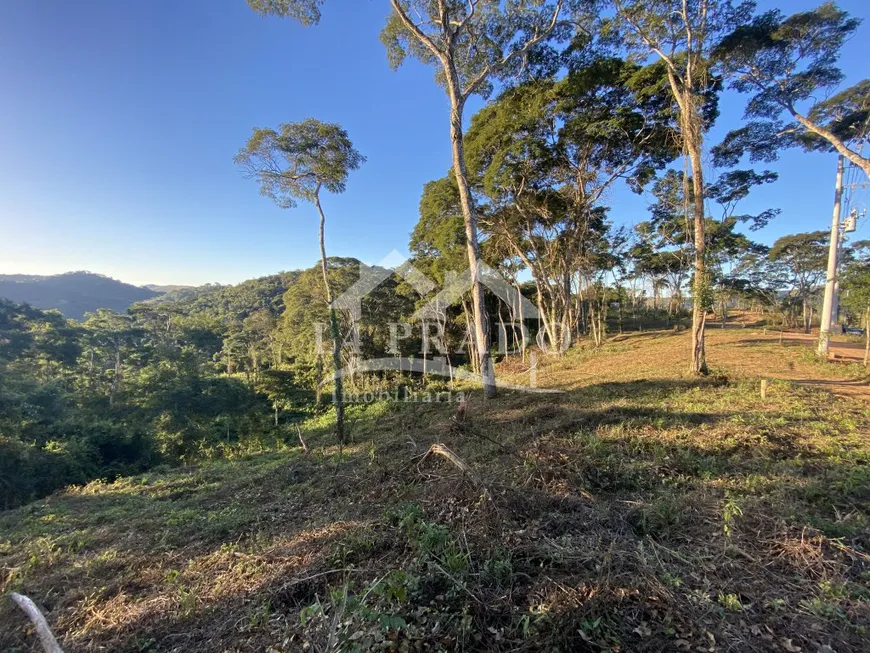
10,593,63,653
419,444,481,485
295,424,309,454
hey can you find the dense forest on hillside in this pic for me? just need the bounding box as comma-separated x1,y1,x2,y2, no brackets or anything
2,236,869,509
4,1,870,651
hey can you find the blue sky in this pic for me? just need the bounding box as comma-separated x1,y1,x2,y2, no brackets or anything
1,0,868,287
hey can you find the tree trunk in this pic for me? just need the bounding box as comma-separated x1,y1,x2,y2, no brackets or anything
446,76,496,398
687,134,708,375
314,189,345,444
864,307,869,367
461,299,479,374
662,57,708,373
791,109,870,180
498,305,508,356
88,349,95,390
516,283,527,364
803,297,811,334
617,286,624,334
109,339,122,408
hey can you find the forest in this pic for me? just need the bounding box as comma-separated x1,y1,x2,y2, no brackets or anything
3,0,869,509
2,1,870,652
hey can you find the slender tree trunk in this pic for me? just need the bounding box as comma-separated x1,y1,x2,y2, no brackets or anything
803,297,812,333
314,189,345,444
446,78,496,398
864,307,869,367
109,339,121,408
662,56,708,372
516,283,527,363
617,286,624,334
10,593,63,653
498,306,508,356
686,120,708,374
461,299,479,374
88,349,95,391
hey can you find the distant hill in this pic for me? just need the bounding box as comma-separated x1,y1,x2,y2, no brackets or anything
144,284,195,294
141,272,300,321
0,272,161,320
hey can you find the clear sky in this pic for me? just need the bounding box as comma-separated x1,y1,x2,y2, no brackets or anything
1,0,868,287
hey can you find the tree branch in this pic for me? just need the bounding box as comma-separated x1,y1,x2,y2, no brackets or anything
390,0,445,59
10,594,64,653
461,0,564,100
788,104,870,178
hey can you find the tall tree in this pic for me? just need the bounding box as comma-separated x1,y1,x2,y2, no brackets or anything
464,58,677,351
714,2,870,178
840,260,870,366
768,231,828,333
705,168,777,325
606,0,752,374
235,119,364,443
380,0,570,397
82,310,140,408
410,176,478,371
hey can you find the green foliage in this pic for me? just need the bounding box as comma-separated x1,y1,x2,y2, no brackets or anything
714,2,869,164
144,272,297,322
245,0,324,25
381,0,571,98
235,119,365,208
0,297,281,508
722,494,743,538
768,231,828,301
411,175,468,281
841,262,870,326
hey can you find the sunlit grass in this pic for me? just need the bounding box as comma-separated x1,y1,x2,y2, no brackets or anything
2,328,870,652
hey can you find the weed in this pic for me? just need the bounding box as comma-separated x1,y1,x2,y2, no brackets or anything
722,494,743,538
631,493,685,536
717,592,744,612
481,549,514,587
800,596,845,620
3,328,870,652
165,569,197,616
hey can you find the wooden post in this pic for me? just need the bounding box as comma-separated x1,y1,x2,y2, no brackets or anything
760,379,768,400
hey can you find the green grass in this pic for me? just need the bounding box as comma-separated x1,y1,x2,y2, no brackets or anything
2,328,870,652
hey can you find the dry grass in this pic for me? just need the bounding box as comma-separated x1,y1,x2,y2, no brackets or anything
2,327,870,652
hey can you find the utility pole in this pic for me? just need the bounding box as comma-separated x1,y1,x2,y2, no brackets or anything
818,155,845,357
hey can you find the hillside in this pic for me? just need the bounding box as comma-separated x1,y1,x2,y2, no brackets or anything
0,272,160,320
141,272,300,322
143,284,196,294
2,328,870,652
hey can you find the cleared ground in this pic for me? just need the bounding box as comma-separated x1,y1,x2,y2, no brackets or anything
2,327,870,652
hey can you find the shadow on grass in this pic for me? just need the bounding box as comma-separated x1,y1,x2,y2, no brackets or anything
3,374,870,652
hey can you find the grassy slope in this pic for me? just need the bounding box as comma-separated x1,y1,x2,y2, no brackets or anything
2,328,870,652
